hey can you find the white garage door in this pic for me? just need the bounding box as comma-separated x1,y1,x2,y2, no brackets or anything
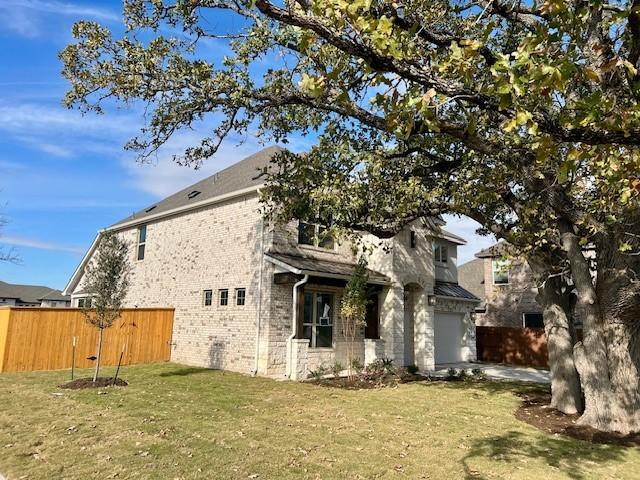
434,313,464,364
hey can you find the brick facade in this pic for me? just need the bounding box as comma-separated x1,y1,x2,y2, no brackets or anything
71,192,479,378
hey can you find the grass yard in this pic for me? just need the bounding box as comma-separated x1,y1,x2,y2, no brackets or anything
0,363,638,479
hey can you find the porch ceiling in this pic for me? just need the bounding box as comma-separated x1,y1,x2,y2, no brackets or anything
265,253,390,285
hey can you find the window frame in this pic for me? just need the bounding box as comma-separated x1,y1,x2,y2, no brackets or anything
219,289,229,306
236,288,246,306
297,221,335,250
203,289,213,307
137,225,147,261
77,297,92,308
492,258,510,285
433,242,449,265
523,312,544,329
410,231,417,249
301,291,334,349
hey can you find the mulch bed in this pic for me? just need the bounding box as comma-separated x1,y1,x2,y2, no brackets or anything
515,390,640,447
308,373,422,390
59,377,128,389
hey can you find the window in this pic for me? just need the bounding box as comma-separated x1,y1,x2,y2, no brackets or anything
523,312,544,329
365,291,380,339
236,288,246,306
433,242,448,264
492,258,510,285
77,297,92,308
137,225,147,260
302,292,334,348
297,221,335,249
219,289,229,306
203,290,213,306
410,231,417,249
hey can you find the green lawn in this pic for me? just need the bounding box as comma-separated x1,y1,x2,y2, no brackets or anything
0,363,637,479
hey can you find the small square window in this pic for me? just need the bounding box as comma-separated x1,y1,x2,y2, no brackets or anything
219,289,229,306
523,313,544,329
236,288,246,306
203,290,213,306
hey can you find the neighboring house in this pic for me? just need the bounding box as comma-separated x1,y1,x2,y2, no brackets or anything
0,281,71,308
458,242,544,329
65,146,480,379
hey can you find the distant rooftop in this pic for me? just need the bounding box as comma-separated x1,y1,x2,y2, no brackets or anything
0,281,69,305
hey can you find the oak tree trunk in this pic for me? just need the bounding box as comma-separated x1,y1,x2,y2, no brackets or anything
561,220,640,434
529,256,583,415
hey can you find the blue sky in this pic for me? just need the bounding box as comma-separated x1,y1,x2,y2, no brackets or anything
0,0,494,290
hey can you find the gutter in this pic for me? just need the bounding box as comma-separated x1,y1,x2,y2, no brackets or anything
287,274,309,379
434,294,481,304
252,216,265,376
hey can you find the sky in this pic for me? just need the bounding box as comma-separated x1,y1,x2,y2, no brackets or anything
0,0,495,291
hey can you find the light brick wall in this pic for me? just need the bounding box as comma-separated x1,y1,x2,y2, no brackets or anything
72,194,266,375
474,257,542,328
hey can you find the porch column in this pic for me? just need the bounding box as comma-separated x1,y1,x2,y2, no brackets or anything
378,285,404,364
289,338,309,380
413,291,435,371
461,310,477,362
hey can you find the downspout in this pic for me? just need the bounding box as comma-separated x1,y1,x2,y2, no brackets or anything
287,274,309,379
252,217,265,376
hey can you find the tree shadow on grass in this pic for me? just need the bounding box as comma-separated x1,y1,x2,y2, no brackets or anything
461,430,628,480
158,367,211,377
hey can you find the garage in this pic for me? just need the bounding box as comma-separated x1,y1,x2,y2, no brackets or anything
434,313,464,364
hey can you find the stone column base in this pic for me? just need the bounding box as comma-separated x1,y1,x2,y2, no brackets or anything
288,338,310,380
364,338,386,365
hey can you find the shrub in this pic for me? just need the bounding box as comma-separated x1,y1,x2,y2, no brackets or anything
471,367,487,380
308,365,328,381
331,361,344,379
407,364,419,375
350,357,364,375
446,367,458,380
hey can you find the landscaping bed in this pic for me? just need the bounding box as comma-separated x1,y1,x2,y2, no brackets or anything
60,377,128,389
516,390,640,447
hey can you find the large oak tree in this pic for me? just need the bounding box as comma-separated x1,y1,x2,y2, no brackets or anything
61,1,639,432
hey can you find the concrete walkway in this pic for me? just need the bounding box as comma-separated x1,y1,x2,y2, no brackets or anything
428,362,551,384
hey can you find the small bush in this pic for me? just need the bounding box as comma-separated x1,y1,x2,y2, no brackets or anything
381,357,395,372
331,361,344,379
350,357,364,375
458,369,468,381
471,367,487,380
407,364,419,375
308,365,328,381
446,367,458,380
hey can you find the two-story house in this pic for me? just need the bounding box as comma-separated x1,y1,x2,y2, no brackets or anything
459,242,545,329
65,147,480,379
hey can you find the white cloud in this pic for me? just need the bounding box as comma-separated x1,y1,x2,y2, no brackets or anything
122,131,272,198
1,235,85,254
442,214,496,265
0,0,119,37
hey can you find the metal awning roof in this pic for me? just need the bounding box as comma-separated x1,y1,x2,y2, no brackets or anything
265,252,390,285
434,281,480,302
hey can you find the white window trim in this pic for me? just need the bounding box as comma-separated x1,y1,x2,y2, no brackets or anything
492,259,510,285
433,242,449,266
137,225,147,261
203,289,213,307
235,288,246,306
219,289,229,306
303,290,335,349
297,221,337,251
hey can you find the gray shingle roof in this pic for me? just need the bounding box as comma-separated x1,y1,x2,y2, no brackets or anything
110,146,284,228
458,258,485,300
475,241,513,258
434,280,480,301
265,253,390,285
0,281,70,304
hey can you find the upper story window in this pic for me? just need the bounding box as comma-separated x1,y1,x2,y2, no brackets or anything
433,242,448,265
203,290,213,307
219,289,229,306
137,225,147,261
236,288,246,306
492,258,510,285
297,221,334,250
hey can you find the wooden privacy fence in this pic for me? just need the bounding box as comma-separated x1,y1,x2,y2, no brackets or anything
476,326,549,368
0,307,174,373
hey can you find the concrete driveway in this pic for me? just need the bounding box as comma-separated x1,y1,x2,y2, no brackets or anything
428,362,551,384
